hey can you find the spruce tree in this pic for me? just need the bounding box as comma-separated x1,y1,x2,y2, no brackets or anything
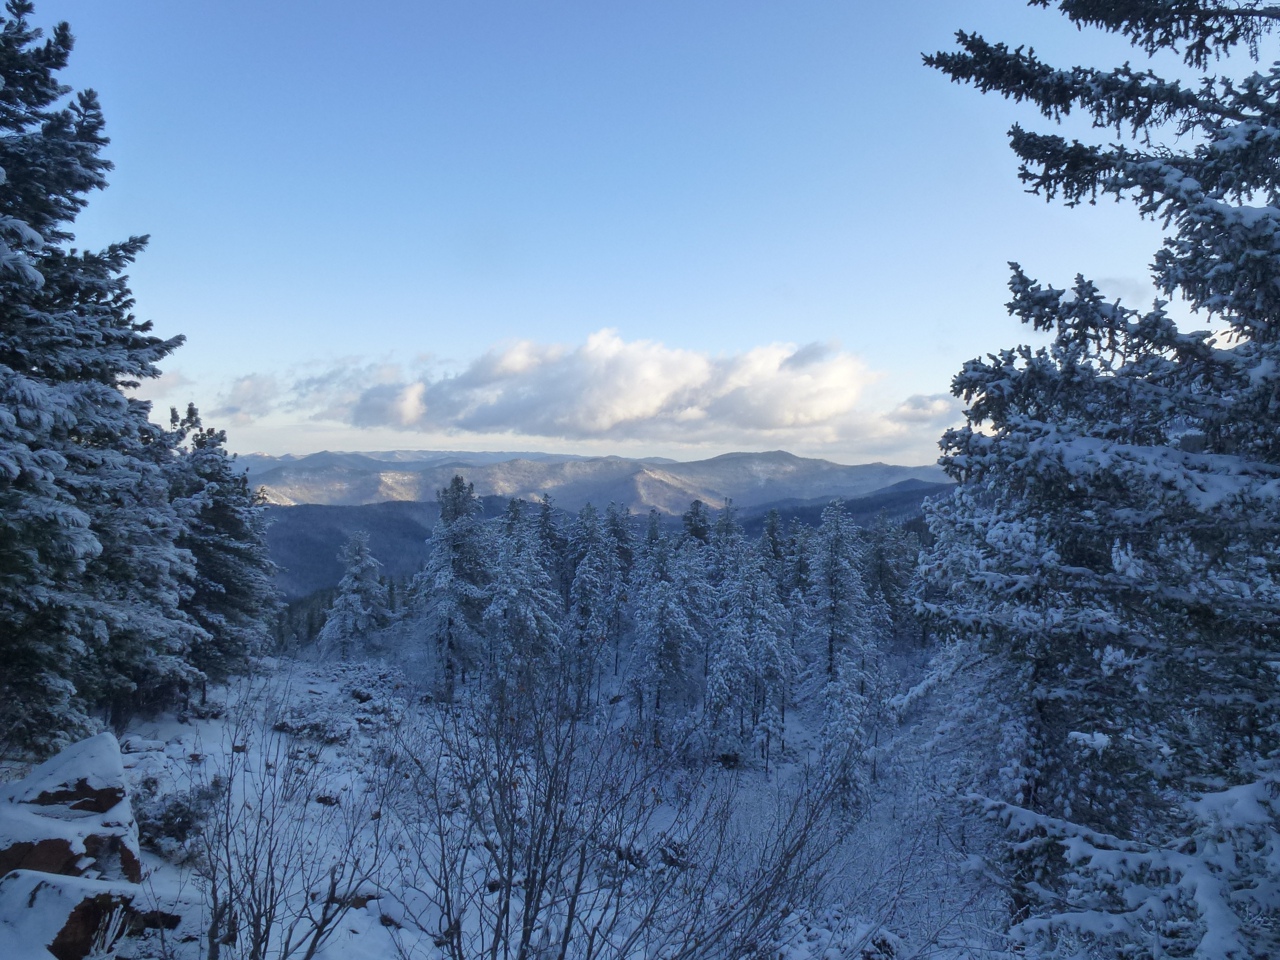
809,500,874,683
921,3,1280,952
484,498,561,699
412,475,489,700
629,513,702,747
601,501,635,675
565,503,624,700
709,532,792,767
533,493,572,612
317,531,387,660
758,508,788,600
680,499,713,546
169,404,279,686
864,515,918,644
0,1,192,750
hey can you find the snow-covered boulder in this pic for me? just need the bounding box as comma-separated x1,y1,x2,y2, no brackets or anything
0,869,136,960
0,733,141,883
6,734,128,812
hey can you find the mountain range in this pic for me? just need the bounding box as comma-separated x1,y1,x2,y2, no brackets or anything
247,450,953,598
244,449,948,515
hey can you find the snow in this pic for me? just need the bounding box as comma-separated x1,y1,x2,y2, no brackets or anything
52,646,970,960
1067,731,1112,755
2,733,126,808
0,870,136,960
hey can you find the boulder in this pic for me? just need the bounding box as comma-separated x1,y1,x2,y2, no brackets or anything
0,870,136,960
6,733,128,813
0,735,183,955
0,733,141,883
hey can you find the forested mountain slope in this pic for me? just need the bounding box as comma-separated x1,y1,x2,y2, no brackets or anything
264,479,952,599
246,449,946,512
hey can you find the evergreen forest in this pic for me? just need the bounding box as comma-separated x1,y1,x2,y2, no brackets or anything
0,1,1277,958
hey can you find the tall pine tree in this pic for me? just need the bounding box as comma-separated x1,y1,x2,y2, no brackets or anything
169,404,279,687
921,3,1280,953
317,530,387,661
0,2,193,751
412,475,490,700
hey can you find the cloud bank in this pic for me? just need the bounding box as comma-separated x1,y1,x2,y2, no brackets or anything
212,330,962,459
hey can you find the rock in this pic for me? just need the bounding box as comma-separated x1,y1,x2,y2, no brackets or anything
0,734,142,884
0,737,180,957
5,734,127,814
0,870,137,960
0,831,86,879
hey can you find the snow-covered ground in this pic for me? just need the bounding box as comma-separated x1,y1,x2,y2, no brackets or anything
0,649,1005,960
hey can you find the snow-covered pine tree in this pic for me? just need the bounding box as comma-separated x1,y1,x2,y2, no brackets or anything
601,501,635,676
565,502,624,703
708,530,793,770
411,475,490,700
316,530,387,660
0,1,195,751
783,517,816,603
864,515,919,645
703,499,744,736
168,404,279,688
681,498,713,546
805,500,883,803
758,507,789,600
534,493,572,613
604,500,636,579
705,497,743,592
629,510,703,748
921,3,1280,952
819,652,871,813
808,500,875,684
484,498,562,702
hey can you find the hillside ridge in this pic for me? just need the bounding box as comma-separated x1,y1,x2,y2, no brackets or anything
246,449,946,514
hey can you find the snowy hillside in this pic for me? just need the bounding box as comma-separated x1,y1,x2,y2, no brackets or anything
243,450,947,512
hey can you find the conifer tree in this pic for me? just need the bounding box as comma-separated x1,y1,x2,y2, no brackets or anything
413,475,489,700
601,501,635,675
808,501,874,683
604,501,636,579
681,499,713,546
864,515,918,644
629,513,702,746
565,503,624,699
709,532,792,768
534,494,572,612
317,531,387,660
484,498,562,699
820,653,871,813
758,508,788,599
168,404,279,687
0,1,193,750
921,3,1280,952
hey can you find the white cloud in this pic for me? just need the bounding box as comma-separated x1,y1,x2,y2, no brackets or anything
213,332,965,463
886,393,963,428
309,330,875,445
125,368,195,404
211,373,281,425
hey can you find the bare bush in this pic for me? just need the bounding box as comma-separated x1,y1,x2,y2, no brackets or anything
388,672,840,960
191,682,395,960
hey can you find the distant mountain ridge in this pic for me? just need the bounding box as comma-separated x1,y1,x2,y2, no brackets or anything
264,478,956,599
245,449,948,515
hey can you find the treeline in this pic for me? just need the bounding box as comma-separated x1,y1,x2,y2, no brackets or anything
0,4,278,756
320,477,919,779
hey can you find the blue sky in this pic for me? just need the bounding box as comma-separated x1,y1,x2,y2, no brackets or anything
41,1,1186,463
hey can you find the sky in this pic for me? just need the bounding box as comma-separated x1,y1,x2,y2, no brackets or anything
37,0,1193,465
